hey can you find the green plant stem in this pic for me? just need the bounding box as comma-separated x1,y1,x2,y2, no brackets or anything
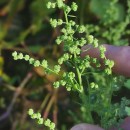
63,7,93,124
79,93,93,123
64,11,68,24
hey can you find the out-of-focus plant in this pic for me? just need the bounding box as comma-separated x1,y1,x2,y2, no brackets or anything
87,0,130,46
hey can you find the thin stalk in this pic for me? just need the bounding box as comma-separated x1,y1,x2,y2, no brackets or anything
64,11,68,24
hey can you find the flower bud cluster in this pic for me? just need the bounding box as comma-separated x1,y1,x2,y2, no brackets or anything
12,51,62,75
99,45,106,59
53,71,79,91
50,19,63,28
28,109,55,130
12,51,48,67
90,82,99,89
87,35,99,48
46,0,78,12
58,53,71,64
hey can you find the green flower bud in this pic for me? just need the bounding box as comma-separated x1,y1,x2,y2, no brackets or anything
38,118,43,124
29,58,34,64
46,2,52,9
57,0,64,8
56,37,62,45
44,119,51,126
34,60,40,67
12,51,18,57
87,35,94,44
84,61,90,68
54,65,61,73
75,48,81,55
58,57,64,64
80,38,86,46
90,82,95,88
61,28,66,34
50,122,55,130
51,3,56,8
58,19,63,25
105,68,112,75
63,53,69,60
18,53,23,59
65,6,71,13
99,45,106,53
68,72,75,79
53,81,60,88
105,59,110,65
31,113,37,119
100,52,105,59
95,84,98,89
36,112,41,119
85,55,90,60
70,20,75,26
50,19,58,28
60,80,66,86
93,39,98,48
71,2,78,11
109,60,114,68
24,55,30,61
28,108,34,115
78,25,85,33
66,86,71,91
41,60,48,68
61,35,68,40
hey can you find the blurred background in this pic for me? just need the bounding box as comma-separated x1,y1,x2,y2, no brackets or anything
0,0,130,130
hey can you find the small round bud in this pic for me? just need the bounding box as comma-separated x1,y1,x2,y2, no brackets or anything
60,80,66,86
56,37,62,45
57,0,64,8
71,2,78,11
44,119,51,126
12,51,17,57
78,25,85,33
65,6,71,13
29,58,34,64
18,53,23,59
58,57,64,64
41,60,48,68
54,65,61,73
53,81,60,88
93,39,98,48
38,118,43,124
70,20,75,26
28,109,34,115
87,35,94,44
34,60,40,67
50,19,58,28
46,2,52,9
50,122,55,130
90,82,95,88
24,55,30,61
51,3,56,8
58,19,63,25
105,68,112,75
